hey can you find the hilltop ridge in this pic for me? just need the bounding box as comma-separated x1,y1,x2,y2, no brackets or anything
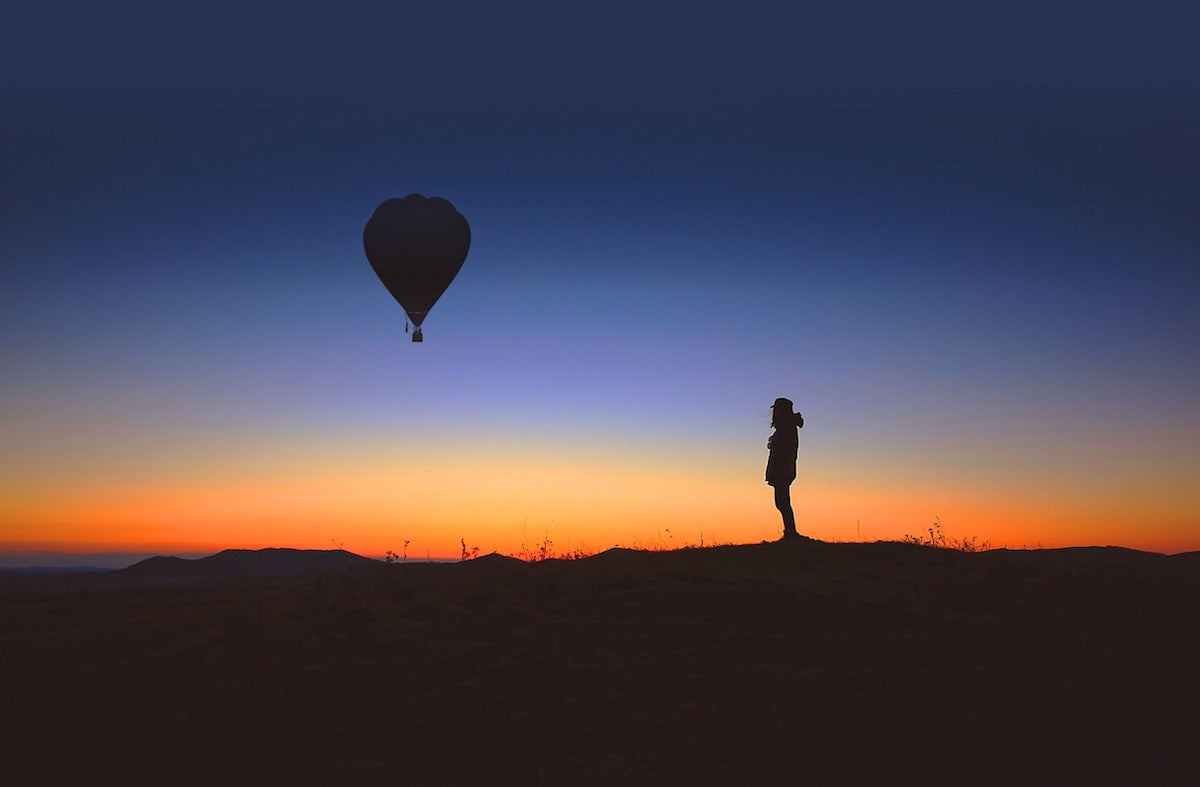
3,538,1199,783
117,547,380,581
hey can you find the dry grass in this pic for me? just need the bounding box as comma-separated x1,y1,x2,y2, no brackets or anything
902,516,991,552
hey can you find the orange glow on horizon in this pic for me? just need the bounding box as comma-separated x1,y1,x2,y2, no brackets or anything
4,450,1195,560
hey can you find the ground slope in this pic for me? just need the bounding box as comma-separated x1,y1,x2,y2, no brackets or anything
2,542,1197,784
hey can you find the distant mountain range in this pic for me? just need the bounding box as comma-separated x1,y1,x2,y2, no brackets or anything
3,544,1195,584
116,548,383,581
0,565,113,575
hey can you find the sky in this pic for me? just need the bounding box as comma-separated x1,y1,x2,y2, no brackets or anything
2,4,1198,563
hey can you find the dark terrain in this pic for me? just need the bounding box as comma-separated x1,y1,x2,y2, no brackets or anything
3,543,1198,785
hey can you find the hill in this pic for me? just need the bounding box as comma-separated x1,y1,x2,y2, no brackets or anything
2,541,1198,784
116,547,381,582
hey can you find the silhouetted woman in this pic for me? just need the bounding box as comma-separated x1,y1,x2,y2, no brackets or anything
766,397,804,540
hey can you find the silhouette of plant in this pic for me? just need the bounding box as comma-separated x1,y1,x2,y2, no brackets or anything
509,534,593,562
627,530,727,552
384,540,411,565
902,516,990,552
513,534,552,562
512,522,560,562
460,538,479,562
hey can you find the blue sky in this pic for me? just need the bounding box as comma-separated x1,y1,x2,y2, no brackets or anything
2,5,1198,559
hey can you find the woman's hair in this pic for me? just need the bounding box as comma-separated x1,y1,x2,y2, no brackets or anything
771,397,793,428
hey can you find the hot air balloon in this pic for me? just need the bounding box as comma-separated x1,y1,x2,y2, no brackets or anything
363,194,471,342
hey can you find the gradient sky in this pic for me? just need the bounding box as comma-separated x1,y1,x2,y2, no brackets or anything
3,5,1198,561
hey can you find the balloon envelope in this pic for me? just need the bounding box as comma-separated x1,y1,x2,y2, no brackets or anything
363,195,470,333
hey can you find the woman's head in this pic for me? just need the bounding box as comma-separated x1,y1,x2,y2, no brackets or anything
771,397,794,428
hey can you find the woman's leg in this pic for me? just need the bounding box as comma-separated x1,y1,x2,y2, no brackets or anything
774,484,797,538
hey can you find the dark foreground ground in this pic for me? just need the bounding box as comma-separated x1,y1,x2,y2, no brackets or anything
2,542,1198,785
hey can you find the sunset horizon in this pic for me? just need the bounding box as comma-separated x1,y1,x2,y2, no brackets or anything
4,9,1197,575
5,7,1199,783
5,85,1197,564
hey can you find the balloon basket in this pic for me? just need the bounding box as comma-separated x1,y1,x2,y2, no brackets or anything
411,327,423,342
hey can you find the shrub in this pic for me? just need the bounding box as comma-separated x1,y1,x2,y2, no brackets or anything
902,517,990,552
